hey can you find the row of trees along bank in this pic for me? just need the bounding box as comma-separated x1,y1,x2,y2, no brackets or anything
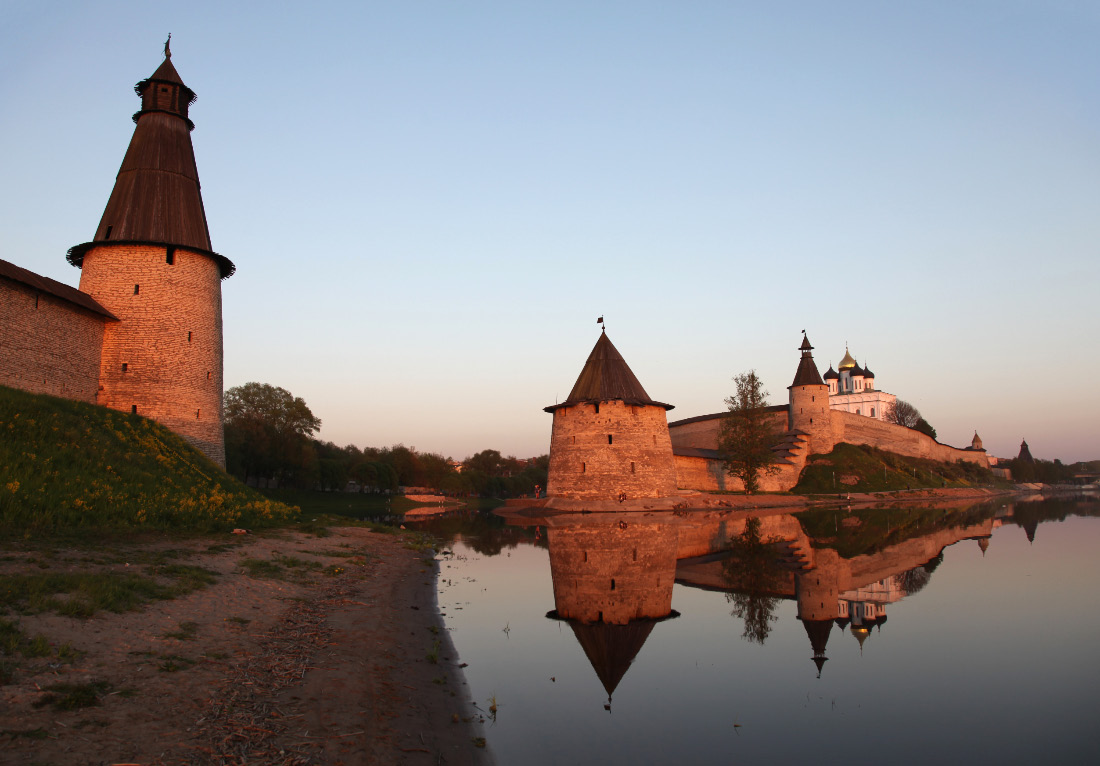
223,382,548,496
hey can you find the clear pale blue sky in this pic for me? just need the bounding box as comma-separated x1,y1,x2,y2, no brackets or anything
3,1,1098,463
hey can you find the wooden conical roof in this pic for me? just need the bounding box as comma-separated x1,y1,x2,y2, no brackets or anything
790,334,825,387
545,331,673,412
66,47,234,278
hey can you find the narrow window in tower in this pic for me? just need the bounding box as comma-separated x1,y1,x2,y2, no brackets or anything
594,403,599,414
105,225,113,240
166,248,175,265
608,435,613,445
572,435,576,444
134,284,140,295
652,435,657,445
121,363,128,372
582,462,586,473
35,294,39,309
207,371,211,380
195,409,201,419
188,331,192,342
810,418,813,424
610,579,616,591
583,551,588,563
633,548,637,561
812,395,815,402
131,405,137,414
631,462,636,473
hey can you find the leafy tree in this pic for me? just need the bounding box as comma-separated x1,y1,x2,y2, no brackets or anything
224,382,321,487
914,417,937,440
718,370,780,494
723,518,785,644
884,399,921,429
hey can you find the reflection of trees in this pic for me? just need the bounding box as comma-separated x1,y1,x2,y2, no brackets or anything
723,518,786,645
408,511,545,555
895,563,933,597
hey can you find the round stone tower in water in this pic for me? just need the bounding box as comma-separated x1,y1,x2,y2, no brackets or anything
787,333,834,456
67,41,234,467
544,330,678,503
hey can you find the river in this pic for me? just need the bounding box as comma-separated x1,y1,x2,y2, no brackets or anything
408,495,1100,765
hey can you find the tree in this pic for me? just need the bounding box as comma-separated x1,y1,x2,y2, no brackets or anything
718,370,780,494
224,382,321,486
723,518,785,644
885,399,937,440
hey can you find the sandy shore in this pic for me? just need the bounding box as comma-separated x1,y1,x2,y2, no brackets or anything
0,527,491,765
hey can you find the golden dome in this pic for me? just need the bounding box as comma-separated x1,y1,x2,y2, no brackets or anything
838,347,857,370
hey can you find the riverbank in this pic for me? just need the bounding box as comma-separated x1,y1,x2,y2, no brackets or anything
0,526,490,765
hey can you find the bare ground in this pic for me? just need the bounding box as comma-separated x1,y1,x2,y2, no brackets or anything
0,526,491,765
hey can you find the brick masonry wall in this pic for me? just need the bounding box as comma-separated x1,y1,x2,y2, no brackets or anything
547,521,679,623
831,411,988,468
0,277,105,402
547,400,679,500
673,454,801,492
79,244,226,467
789,384,834,454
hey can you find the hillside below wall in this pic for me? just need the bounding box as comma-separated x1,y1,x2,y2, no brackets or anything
0,277,105,403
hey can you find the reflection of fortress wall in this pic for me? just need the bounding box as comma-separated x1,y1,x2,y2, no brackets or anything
796,548,841,621
547,520,679,624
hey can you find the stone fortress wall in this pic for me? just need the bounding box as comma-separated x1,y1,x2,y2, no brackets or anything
80,244,226,466
547,400,679,500
0,268,108,404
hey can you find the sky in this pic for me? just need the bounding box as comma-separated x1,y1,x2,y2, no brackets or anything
2,1,1098,463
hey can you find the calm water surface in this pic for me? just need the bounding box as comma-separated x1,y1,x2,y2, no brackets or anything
410,496,1100,765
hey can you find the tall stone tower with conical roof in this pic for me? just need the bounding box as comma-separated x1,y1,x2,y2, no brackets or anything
544,331,678,504
788,333,834,455
67,40,233,467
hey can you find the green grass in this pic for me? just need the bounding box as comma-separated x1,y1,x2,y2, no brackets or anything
32,680,112,711
0,385,298,537
0,565,217,617
239,554,321,581
793,442,1012,495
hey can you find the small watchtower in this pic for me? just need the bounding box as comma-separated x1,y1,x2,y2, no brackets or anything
544,330,678,503
67,40,233,467
788,333,834,455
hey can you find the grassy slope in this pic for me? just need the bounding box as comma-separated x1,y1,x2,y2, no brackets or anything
793,442,1012,495
0,385,296,536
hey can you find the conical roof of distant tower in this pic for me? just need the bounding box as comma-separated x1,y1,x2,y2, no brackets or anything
838,347,857,370
790,333,825,387
545,331,673,412
66,40,234,278
1018,439,1034,463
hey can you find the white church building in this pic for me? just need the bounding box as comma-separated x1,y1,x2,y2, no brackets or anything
822,346,897,420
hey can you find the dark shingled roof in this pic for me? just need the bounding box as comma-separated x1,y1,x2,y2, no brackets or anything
862,363,874,378
0,257,117,320
823,365,839,380
67,51,234,279
790,334,826,387
790,354,825,387
545,331,673,412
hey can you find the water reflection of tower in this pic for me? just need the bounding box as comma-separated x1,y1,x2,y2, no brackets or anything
543,514,680,708
795,548,840,677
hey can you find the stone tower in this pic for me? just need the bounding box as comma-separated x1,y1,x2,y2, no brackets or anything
788,333,834,455
544,331,678,503
67,41,233,467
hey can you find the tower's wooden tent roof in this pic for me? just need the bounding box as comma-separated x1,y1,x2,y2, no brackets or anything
790,334,825,387
67,44,234,278
545,331,673,413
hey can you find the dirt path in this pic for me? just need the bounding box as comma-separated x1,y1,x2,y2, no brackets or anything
0,527,491,765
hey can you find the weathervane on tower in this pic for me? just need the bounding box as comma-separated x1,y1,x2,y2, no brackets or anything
164,33,172,58
597,315,605,332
